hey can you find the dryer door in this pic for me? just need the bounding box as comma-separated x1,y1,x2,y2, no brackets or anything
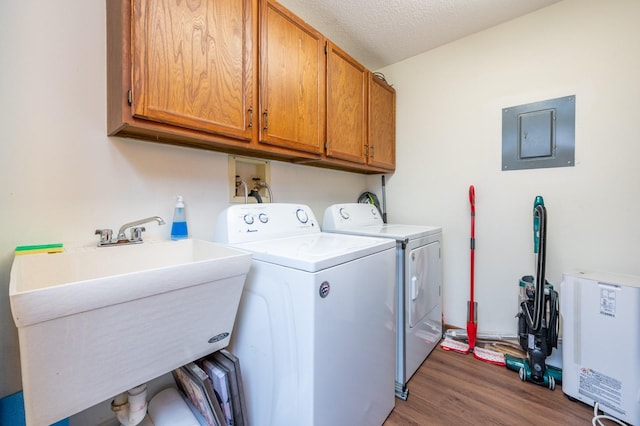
408,241,441,328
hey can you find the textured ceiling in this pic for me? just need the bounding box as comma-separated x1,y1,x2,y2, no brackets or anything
277,0,562,70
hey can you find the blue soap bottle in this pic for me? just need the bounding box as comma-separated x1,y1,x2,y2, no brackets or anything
171,195,189,240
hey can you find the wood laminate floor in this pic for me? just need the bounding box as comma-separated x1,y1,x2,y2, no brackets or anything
383,345,596,425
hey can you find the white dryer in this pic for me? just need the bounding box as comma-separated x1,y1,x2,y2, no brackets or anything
323,203,442,400
214,203,396,426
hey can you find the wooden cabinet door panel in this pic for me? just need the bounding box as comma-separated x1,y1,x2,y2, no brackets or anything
132,0,254,140
368,74,396,170
326,41,367,164
259,0,324,154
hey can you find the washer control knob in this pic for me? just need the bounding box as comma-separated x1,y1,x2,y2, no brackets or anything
243,214,254,225
296,208,309,224
258,213,269,224
339,208,349,220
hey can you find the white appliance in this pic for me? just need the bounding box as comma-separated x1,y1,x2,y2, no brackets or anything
214,203,396,426
561,270,640,425
323,203,442,399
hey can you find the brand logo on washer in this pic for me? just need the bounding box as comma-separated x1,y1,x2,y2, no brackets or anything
208,332,229,343
319,281,330,298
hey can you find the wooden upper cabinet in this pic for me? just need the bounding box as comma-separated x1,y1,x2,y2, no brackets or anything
259,0,325,154
131,0,254,140
326,41,368,164
368,73,396,170
107,0,394,173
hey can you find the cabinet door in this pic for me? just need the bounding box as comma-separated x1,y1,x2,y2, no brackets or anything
132,0,254,141
259,0,325,154
368,73,396,170
326,41,367,164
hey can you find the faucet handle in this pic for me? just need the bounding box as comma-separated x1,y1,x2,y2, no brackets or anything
129,226,146,243
95,229,113,245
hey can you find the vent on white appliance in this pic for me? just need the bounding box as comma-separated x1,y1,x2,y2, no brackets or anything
561,270,640,425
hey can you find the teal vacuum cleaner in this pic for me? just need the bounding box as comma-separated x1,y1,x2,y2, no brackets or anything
506,196,561,390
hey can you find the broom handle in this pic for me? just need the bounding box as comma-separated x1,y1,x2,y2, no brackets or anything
469,185,476,321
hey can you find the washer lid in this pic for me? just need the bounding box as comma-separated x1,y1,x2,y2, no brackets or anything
322,203,441,240
324,223,441,241
232,232,395,272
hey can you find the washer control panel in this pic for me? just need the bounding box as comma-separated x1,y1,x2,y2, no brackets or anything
216,203,319,244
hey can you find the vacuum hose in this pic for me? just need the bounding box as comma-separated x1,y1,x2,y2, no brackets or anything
523,204,547,332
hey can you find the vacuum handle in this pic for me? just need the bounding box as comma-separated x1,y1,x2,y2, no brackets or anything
533,196,544,254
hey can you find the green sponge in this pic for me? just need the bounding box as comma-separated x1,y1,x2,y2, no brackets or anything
15,243,64,255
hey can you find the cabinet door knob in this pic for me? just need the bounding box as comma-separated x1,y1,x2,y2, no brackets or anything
248,107,253,128
263,110,268,130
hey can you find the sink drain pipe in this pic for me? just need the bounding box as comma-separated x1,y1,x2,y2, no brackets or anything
111,383,148,426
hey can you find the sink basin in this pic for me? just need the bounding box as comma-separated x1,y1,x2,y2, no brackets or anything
10,239,251,426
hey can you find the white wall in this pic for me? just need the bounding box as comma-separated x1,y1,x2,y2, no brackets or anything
4,0,640,422
0,0,367,421
371,0,640,335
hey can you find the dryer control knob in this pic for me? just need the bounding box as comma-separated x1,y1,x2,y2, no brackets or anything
258,213,269,223
296,208,309,224
339,208,350,220
243,214,254,225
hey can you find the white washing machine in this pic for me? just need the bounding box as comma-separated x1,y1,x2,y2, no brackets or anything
214,203,396,426
323,203,442,400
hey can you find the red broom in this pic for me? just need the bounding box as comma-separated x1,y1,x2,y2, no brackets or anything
441,185,504,366
467,185,477,350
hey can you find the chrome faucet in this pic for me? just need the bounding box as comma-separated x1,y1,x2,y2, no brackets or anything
95,216,166,247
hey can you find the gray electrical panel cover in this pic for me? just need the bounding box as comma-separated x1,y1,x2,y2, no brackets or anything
502,95,575,171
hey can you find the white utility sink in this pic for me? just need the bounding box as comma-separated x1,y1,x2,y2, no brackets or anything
10,239,251,426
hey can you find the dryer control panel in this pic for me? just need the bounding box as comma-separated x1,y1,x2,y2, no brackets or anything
323,203,382,229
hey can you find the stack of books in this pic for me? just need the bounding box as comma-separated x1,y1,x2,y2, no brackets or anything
172,349,248,426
